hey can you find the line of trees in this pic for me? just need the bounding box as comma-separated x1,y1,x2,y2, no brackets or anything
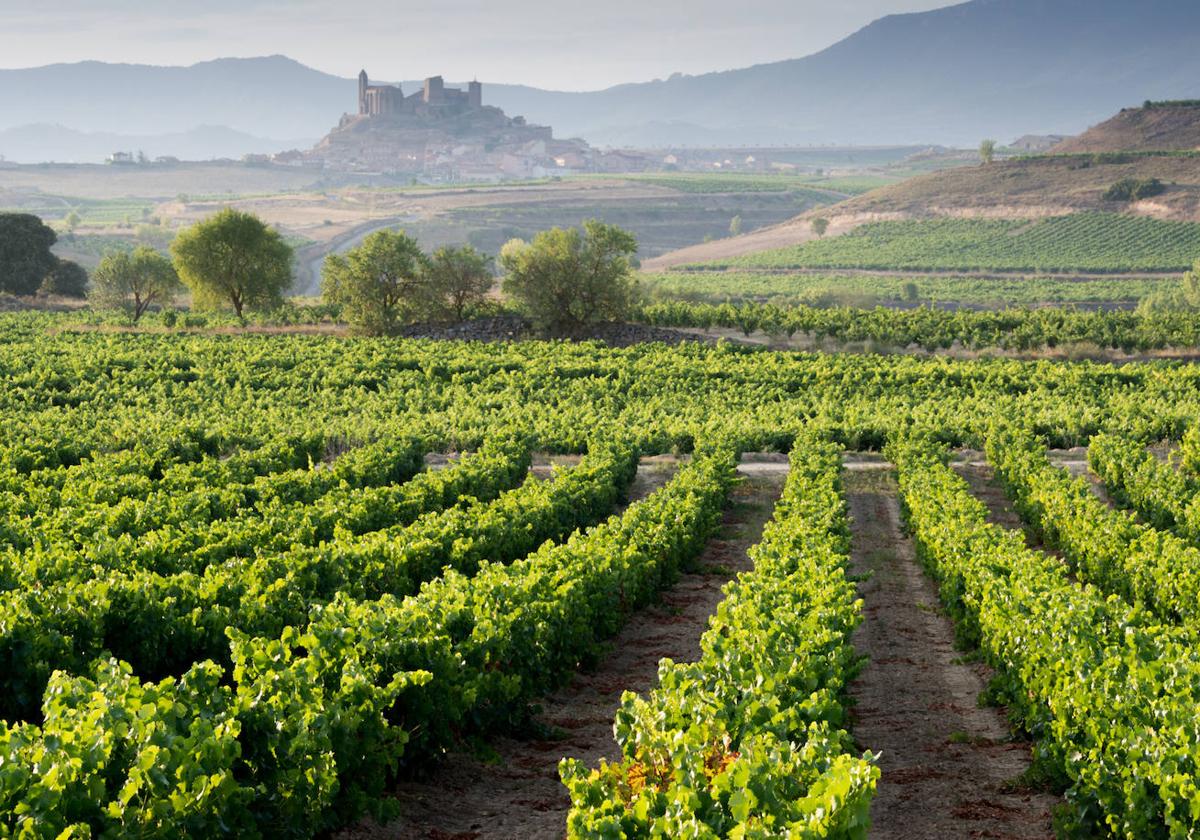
321,232,494,335
323,220,638,337
7,205,642,335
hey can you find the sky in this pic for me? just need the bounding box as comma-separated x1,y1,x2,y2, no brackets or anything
0,0,959,90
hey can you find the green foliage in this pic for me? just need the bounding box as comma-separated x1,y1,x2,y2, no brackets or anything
7,319,1200,836
1137,260,1200,314
699,213,1200,274
322,230,429,335
563,436,877,836
893,434,1200,836
500,220,639,334
811,217,830,238
91,246,182,322
40,259,88,298
424,244,494,322
635,299,1200,353
0,213,58,296
1103,177,1166,202
170,209,293,321
729,214,743,237
641,270,1174,307
979,138,997,165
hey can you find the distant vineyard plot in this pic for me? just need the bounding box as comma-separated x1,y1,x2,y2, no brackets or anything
692,213,1200,274
641,271,1177,308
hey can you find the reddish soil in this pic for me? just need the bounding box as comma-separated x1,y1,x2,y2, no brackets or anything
844,460,1057,840
340,456,788,840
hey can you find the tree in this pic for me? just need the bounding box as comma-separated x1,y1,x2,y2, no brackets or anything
979,139,997,165
500,220,638,335
0,213,59,296
91,247,182,322
64,211,82,236
811,217,830,238
170,209,293,322
425,245,493,322
41,259,88,298
322,229,428,335
729,215,744,237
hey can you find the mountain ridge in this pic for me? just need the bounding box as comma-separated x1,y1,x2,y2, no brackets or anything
1,0,1198,158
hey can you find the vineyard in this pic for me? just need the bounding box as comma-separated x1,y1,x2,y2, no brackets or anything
635,300,1200,353
641,270,1174,307
693,213,1200,273
5,314,1200,837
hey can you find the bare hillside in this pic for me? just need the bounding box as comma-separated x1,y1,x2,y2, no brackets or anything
1053,105,1200,153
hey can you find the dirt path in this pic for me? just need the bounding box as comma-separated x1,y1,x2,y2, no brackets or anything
342,457,788,840
844,461,1056,840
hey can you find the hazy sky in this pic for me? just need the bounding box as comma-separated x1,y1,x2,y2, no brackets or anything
0,0,958,90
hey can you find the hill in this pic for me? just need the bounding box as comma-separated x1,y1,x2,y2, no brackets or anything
646,153,1200,269
3,0,1200,152
1052,102,1200,153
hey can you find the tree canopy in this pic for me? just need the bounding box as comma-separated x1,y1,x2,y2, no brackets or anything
170,209,292,321
0,213,59,296
322,229,429,335
92,247,182,322
499,220,638,335
41,260,89,299
425,245,493,322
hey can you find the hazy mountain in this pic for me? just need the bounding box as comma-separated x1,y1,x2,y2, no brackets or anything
1,0,1198,157
0,123,311,165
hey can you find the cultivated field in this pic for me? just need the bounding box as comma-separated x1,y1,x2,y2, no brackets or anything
3,317,1200,837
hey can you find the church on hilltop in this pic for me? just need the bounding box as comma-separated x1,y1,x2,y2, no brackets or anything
358,71,483,118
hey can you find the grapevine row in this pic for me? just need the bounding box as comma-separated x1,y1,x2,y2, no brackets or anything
636,300,1200,352
1087,432,1200,538
0,438,625,722
695,213,1200,273
893,437,1200,837
0,444,735,838
984,424,1200,625
562,435,877,838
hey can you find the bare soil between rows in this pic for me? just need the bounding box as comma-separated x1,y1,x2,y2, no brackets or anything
341,456,789,840
843,460,1057,839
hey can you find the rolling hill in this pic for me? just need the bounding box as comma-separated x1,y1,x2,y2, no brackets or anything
1,0,1199,157
1052,102,1200,153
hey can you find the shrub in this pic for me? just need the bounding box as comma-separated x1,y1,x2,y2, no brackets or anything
1103,178,1166,202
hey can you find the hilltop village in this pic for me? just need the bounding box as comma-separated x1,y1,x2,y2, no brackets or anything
303,71,599,180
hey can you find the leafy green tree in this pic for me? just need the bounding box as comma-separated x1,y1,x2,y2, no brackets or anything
0,213,60,296
170,209,293,322
41,259,89,298
64,211,82,235
980,139,997,165
811,217,830,238
425,245,493,322
499,220,638,334
729,215,744,237
322,229,429,335
91,247,182,322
